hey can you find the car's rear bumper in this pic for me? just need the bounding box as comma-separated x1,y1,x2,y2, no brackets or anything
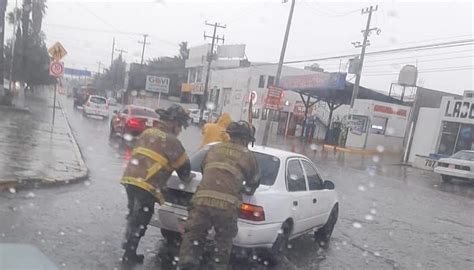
84,107,108,117
153,204,281,249
434,167,474,179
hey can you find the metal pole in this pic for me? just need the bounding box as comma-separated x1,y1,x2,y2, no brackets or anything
139,34,149,65
111,37,115,67
201,25,217,122
157,92,161,108
52,83,57,127
8,0,18,93
262,0,295,146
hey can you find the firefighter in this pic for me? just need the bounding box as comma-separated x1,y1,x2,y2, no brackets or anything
120,104,194,264
200,112,232,147
179,121,260,270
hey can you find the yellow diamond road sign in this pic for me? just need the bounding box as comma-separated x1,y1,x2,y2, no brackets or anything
48,42,67,61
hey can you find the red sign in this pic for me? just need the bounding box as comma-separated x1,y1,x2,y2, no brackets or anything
373,105,407,117
49,61,64,77
265,86,283,110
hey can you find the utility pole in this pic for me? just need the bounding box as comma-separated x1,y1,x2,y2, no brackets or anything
138,34,150,65
8,0,19,94
261,0,295,146
115,48,127,59
97,61,102,75
0,0,7,92
200,21,226,122
110,37,115,67
349,5,380,110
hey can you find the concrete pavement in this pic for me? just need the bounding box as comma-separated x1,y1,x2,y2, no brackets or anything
0,87,88,190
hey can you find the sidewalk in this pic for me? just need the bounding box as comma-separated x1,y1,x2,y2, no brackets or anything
0,87,88,190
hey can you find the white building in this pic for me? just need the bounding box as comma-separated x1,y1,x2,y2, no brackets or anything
207,64,316,143
410,91,474,169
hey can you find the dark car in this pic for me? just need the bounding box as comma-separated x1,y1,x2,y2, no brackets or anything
110,105,160,138
73,86,97,108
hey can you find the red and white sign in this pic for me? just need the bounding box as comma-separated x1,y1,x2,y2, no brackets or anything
265,86,284,110
247,91,257,105
49,61,64,77
373,104,407,117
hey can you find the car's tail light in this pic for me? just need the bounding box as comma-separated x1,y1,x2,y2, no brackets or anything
239,203,265,221
127,118,142,128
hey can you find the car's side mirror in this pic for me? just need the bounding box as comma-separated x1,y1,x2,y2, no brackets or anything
323,180,335,190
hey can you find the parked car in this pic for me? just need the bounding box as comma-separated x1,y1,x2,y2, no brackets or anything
152,143,338,264
73,85,97,108
110,105,160,138
434,150,474,182
190,110,220,125
82,95,109,119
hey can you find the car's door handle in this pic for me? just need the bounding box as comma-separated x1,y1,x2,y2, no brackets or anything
293,201,298,206
313,198,317,204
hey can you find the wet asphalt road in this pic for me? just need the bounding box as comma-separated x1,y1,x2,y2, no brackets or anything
1,96,473,270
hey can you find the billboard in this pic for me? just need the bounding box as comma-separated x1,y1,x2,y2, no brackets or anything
145,76,170,94
280,72,346,90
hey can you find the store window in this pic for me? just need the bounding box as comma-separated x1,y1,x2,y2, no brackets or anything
455,124,474,153
370,117,388,135
267,76,275,87
196,68,203,83
349,115,367,135
438,121,460,155
252,108,260,119
262,109,279,121
189,68,196,83
258,75,266,88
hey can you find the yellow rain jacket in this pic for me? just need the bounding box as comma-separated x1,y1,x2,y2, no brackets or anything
200,113,232,147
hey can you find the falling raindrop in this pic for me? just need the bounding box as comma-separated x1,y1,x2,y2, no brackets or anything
179,184,185,190
370,209,377,215
101,241,106,245
352,222,362,229
77,228,83,233
263,261,269,266
131,90,138,97
193,240,199,246
61,263,66,267
389,231,394,237
143,207,149,212
214,258,220,263
253,212,260,217
84,181,91,186
252,255,258,260
358,185,367,192
28,202,35,207
123,134,133,142
59,231,65,236
287,244,292,249
97,206,103,210
386,127,395,135
37,231,42,235
310,144,318,151
364,214,374,221
433,184,438,188
139,225,145,230
277,229,283,234
289,174,298,181
342,241,347,246
206,102,216,110
8,187,16,194
173,256,180,262
272,157,279,162
372,155,380,163
1,233,5,237
131,158,139,166
242,181,246,185
25,192,35,198
336,246,341,250
374,251,380,257
75,199,81,204
376,145,385,153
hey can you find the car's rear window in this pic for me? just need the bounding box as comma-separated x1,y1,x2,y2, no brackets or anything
131,108,158,118
90,97,106,104
189,146,280,186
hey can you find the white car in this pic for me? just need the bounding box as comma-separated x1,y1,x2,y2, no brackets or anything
83,95,109,119
434,150,474,182
153,144,338,264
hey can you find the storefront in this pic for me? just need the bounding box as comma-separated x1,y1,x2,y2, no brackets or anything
409,91,474,169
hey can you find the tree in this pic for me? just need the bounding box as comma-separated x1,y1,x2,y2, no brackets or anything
92,55,126,94
32,0,47,35
178,41,188,60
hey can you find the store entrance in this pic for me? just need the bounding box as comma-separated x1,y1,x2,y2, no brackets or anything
438,121,474,155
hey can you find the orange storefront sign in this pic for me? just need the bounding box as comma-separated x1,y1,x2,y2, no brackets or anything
373,104,407,117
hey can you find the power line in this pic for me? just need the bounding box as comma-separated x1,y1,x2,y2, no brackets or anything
364,65,474,76
279,39,474,65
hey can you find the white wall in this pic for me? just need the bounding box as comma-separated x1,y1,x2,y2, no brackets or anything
409,107,442,162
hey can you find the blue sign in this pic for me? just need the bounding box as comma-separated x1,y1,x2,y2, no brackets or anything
64,68,92,77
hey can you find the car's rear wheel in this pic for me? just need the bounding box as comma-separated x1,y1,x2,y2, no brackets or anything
441,175,452,183
314,204,338,248
259,220,292,267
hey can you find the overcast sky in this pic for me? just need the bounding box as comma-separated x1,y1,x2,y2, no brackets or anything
6,0,473,94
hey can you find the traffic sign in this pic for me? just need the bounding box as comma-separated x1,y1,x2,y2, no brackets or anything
49,61,64,77
145,75,170,94
48,42,68,61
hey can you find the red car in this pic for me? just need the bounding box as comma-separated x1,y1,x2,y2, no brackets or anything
110,105,160,138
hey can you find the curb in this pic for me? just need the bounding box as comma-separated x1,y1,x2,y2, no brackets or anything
0,97,89,192
322,144,401,156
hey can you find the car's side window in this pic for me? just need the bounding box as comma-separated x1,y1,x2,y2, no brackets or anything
287,159,307,192
301,160,323,190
